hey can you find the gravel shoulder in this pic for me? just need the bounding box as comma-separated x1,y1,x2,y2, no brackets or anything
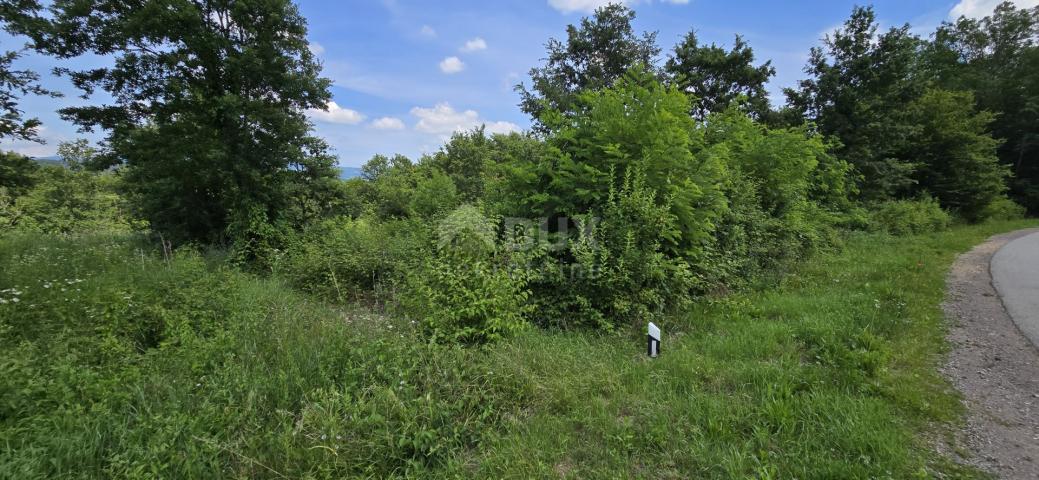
941,228,1039,478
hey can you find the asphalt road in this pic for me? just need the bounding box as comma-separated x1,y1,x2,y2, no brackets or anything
991,230,1039,348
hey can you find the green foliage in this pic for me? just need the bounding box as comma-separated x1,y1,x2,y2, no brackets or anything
6,0,337,244
0,165,143,235
539,68,728,258
0,234,511,477
0,211,1033,479
422,128,493,202
56,138,98,171
358,154,461,220
927,2,1039,213
698,108,852,286
400,205,532,343
0,150,38,196
278,216,430,303
905,89,1009,221
516,3,660,131
868,197,952,236
978,196,1027,221
786,6,924,200
534,169,694,329
665,32,775,120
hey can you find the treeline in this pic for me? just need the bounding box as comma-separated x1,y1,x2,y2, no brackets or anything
0,1,1036,342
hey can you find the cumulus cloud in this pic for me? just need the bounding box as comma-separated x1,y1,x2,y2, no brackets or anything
461,37,488,52
439,56,465,74
410,102,520,135
419,25,437,37
548,0,688,14
949,0,1039,19
371,116,406,130
306,101,365,125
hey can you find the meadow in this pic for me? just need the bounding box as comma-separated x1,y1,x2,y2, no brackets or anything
2,219,1033,478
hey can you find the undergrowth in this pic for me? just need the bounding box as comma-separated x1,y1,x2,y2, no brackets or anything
1,219,1034,478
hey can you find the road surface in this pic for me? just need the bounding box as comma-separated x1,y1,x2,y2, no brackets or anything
991,230,1039,348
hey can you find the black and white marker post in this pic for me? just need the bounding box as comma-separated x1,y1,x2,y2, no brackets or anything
647,322,661,358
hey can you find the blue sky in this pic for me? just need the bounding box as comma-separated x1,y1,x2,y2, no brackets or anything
2,0,1035,166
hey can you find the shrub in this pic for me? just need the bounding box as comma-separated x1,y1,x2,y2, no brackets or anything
977,196,1027,221
528,170,694,330
278,216,431,302
0,166,144,235
868,197,951,236
399,206,532,344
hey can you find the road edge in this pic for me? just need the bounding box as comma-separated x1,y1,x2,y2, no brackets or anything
938,228,1039,479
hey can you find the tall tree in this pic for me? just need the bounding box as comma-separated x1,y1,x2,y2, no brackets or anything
786,6,924,200
664,32,775,120
516,4,659,131
926,2,1039,212
2,0,337,243
905,89,1009,220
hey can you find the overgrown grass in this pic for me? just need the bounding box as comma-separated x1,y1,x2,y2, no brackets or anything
1,220,1035,478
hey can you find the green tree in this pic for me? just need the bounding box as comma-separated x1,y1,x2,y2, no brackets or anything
665,32,775,120
56,139,97,172
423,127,493,202
904,89,1009,220
516,4,659,130
786,6,924,200
519,67,728,258
926,2,1039,211
0,149,38,196
4,0,336,243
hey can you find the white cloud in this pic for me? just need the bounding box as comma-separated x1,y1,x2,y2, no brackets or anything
439,56,465,74
483,121,522,135
308,42,325,55
548,0,625,13
410,102,520,135
949,0,1039,19
419,25,437,37
461,37,488,52
371,116,406,130
306,101,365,125
547,0,688,14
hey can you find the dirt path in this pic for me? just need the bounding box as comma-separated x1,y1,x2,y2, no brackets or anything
941,228,1039,478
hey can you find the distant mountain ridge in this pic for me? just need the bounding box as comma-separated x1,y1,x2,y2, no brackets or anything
33,155,364,180
339,167,361,179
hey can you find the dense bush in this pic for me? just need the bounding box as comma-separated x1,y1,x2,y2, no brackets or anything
529,169,694,329
867,197,952,236
277,216,430,302
0,164,144,235
399,206,532,343
978,196,1027,221
698,108,852,287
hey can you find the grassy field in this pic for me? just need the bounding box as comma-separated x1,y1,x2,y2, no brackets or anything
1,219,1035,478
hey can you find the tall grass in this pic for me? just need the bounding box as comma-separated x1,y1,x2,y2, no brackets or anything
1,219,1035,478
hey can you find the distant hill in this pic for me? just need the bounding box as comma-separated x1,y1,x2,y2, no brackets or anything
32,156,365,180
339,166,362,179
32,156,64,167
